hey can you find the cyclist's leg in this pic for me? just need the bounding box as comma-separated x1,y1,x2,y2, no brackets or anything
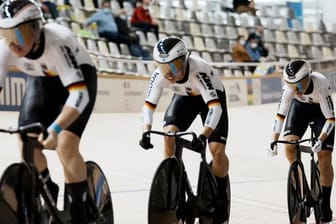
208,142,230,223
313,110,334,222
317,150,333,222
206,90,230,223
57,131,89,223
163,94,200,158
59,65,97,223
205,90,229,178
18,76,60,203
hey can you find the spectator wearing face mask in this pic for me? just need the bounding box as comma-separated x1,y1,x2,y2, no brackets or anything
232,35,251,62
249,25,269,57
244,33,266,72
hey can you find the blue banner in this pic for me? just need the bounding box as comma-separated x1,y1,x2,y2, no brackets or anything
261,77,282,104
287,1,303,27
0,72,27,111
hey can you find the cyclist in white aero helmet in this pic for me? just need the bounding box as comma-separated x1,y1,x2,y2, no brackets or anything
152,36,189,83
270,59,335,223
140,36,231,223
283,59,312,96
0,0,98,223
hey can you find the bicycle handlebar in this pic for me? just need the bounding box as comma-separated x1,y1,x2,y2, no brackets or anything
144,130,200,152
0,122,45,135
271,138,315,154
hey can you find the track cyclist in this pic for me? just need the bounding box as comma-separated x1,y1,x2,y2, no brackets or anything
0,0,97,223
269,59,335,223
139,36,230,223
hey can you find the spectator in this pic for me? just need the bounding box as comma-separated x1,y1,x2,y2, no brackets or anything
244,33,265,72
233,0,257,16
250,25,269,57
85,0,151,59
130,0,159,39
232,35,251,62
39,0,59,19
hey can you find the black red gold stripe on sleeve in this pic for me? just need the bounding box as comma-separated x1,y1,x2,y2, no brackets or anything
276,113,285,121
144,101,157,111
67,82,87,92
327,117,335,122
43,70,57,77
207,99,221,107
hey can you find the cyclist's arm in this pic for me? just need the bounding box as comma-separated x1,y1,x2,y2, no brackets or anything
48,43,90,132
317,87,335,142
52,82,90,131
201,99,222,138
194,72,222,137
272,86,293,140
141,70,166,131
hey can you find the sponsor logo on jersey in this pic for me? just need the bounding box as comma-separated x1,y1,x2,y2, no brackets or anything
60,46,81,78
326,95,335,116
197,72,214,90
75,91,83,108
147,72,159,97
24,63,35,71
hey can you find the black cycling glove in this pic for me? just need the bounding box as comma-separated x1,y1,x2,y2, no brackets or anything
139,132,153,150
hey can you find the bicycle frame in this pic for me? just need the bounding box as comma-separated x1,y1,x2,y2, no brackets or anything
0,123,112,224
272,123,321,223
146,130,218,221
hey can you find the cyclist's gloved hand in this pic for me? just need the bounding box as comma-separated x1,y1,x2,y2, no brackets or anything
268,141,278,156
193,134,207,152
312,139,322,153
139,132,153,150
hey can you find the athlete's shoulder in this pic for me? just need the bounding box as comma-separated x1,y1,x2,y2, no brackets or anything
189,54,210,66
189,54,213,73
311,71,329,84
311,71,332,91
43,22,76,43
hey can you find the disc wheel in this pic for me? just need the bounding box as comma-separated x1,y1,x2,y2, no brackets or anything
287,161,306,224
0,163,43,224
148,158,182,224
86,161,114,224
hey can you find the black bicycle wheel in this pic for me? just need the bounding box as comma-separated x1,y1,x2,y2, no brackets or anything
287,161,306,224
86,161,114,224
0,163,43,224
148,157,182,224
225,176,231,223
310,160,321,223
196,161,217,223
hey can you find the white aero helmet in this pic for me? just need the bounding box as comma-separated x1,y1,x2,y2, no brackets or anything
0,0,44,56
283,59,312,84
283,59,312,93
153,36,189,63
0,0,44,28
153,37,190,82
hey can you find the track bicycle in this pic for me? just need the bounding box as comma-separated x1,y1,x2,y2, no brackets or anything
0,122,114,224
271,123,321,224
146,130,231,224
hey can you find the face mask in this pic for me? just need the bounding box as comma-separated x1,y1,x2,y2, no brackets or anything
239,40,245,45
251,43,257,48
103,8,110,13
